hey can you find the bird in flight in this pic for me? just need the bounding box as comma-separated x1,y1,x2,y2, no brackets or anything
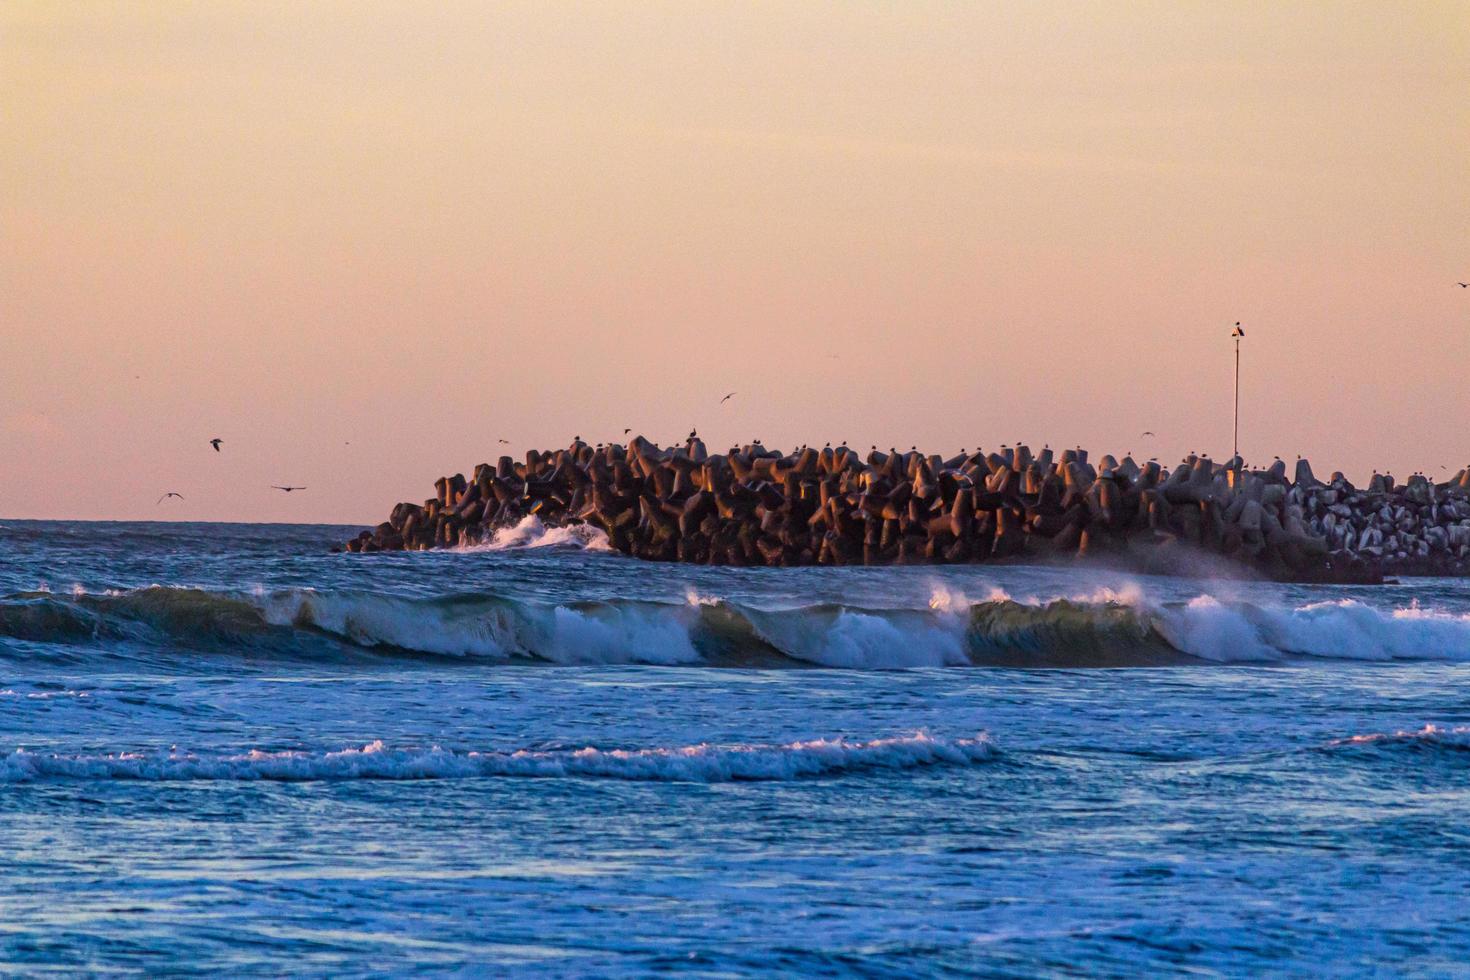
271,486,306,493
157,492,184,504
497,439,510,444
623,428,631,434
1458,282,1468,288
720,392,736,404
1141,431,1155,437
209,438,223,452
1231,323,1244,338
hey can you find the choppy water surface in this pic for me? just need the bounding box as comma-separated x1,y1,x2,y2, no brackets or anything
3,519,1470,975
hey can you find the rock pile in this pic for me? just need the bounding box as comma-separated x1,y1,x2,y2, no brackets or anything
344,436,1470,581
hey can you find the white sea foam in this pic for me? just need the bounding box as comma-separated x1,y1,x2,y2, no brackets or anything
26,578,1470,668
0,733,995,783
928,582,1013,612
972,575,1470,665
1257,600,1470,661
1066,582,1147,607
745,605,970,669
927,583,972,613
1330,725,1470,748
1152,595,1470,664
540,604,701,665
1154,595,1281,662
460,515,612,553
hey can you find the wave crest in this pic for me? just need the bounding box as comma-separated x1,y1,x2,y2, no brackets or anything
7,584,1470,668
0,733,996,783
1328,725,1470,751
457,515,612,553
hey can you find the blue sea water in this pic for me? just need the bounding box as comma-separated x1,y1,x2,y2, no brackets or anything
3,518,1470,976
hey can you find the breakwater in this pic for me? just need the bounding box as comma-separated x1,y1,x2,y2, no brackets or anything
344,437,1470,581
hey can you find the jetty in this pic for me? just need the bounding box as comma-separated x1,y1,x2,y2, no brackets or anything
344,437,1470,582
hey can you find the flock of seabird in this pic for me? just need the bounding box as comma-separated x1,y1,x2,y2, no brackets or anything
156,438,306,505
160,298,1470,508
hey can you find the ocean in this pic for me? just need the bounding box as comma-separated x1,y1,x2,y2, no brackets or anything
3,518,1469,975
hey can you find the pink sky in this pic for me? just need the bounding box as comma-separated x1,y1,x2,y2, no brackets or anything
3,2,1468,523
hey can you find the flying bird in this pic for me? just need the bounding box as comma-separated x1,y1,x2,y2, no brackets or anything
156,492,183,504
1459,282,1468,288
720,392,736,404
209,438,222,452
498,439,510,444
623,428,631,434
271,486,306,493
1141,431,1155,438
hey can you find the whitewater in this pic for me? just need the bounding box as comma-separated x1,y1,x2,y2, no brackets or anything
4,519,1470,975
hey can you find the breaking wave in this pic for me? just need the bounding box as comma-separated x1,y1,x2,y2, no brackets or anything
5,584,1470,668
0,733,995,783
457,515,613,553
1327,725,1470,753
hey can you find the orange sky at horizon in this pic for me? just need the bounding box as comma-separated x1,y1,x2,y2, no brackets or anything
3,2,1468,524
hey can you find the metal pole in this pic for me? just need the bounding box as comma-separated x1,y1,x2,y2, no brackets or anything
1233,334,1240,459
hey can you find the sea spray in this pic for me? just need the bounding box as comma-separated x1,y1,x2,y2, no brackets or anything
457,515,613,553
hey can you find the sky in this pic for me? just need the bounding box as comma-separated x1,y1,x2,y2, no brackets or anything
3,2,1468,524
